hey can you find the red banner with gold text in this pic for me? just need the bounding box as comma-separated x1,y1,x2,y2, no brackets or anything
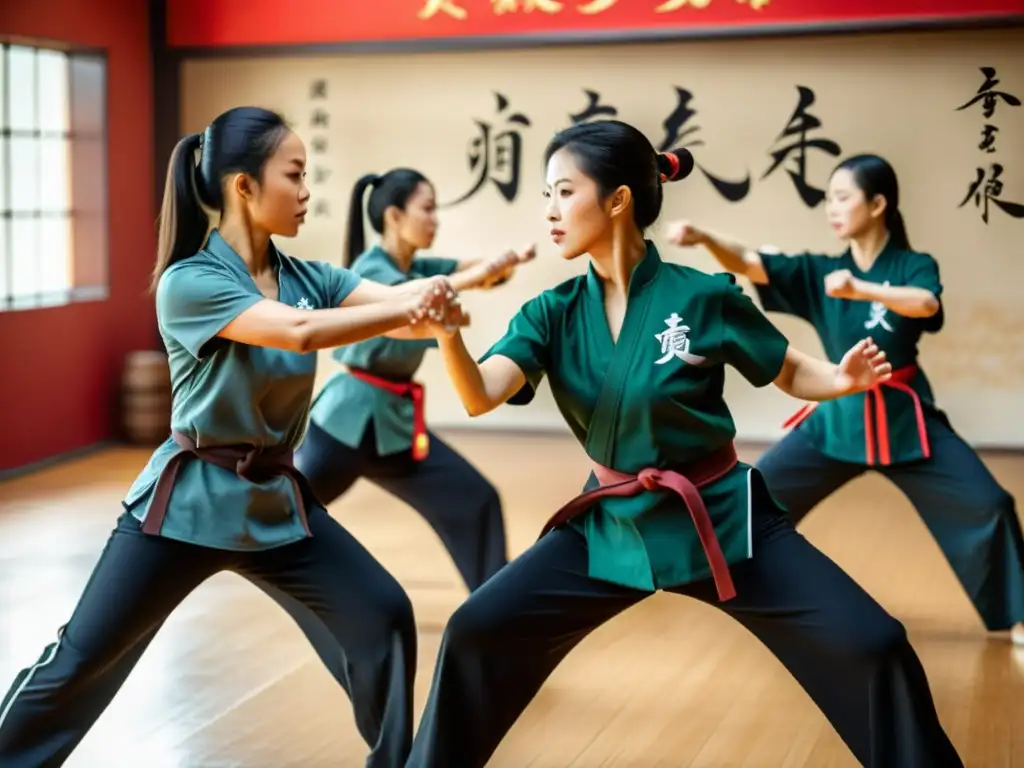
166,0,1022,49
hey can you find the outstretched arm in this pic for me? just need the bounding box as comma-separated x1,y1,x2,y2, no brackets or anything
667,221,768,284
436,332,526,417
218,276,464,353
333,275,466,340
446,245,536,292
773,338,891,401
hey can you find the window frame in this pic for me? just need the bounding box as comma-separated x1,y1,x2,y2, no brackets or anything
0,39,109,313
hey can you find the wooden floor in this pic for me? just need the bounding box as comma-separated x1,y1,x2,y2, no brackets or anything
1,433,1022,767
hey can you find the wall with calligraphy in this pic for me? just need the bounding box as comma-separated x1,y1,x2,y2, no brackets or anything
179,27,1024,446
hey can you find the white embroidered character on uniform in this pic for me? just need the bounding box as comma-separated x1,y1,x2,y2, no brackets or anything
864,282,893,332
295,297,314,311
655,313,707,365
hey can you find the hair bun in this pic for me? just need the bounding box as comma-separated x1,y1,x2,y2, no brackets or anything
657,149,695,183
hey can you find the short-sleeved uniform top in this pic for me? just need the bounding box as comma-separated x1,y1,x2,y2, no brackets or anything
123,229,362,551
482,241,790,591
755,241,944,465
308,245,460,456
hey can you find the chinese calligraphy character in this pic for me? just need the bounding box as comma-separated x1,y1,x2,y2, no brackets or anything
576,0,615,14
654,313,706,366
959,164,1024,224
492,0,563,12
954,66,1020,219
762,85,842,208
307,81,331,208
569,89,618,124
657,87,750,202
655,0,711,12
979,124,998,153
310,109,329,128
955,67,1021,120
737,0,770,9
445,92,532,207
864,283,893,332
418,0,468,19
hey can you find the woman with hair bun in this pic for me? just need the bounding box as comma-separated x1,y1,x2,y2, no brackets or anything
406,126,962,768
669,153,1024,648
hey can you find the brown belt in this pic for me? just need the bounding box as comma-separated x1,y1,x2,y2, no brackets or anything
539,442,740,602
141,430,315,537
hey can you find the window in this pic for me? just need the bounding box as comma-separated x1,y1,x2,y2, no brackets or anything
1,42,108,312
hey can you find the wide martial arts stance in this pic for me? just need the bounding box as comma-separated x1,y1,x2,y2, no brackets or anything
405,121,963,768
296,167,534,592
670,153,1024,646
0,106,465,768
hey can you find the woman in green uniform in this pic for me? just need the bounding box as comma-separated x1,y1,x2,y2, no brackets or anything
295,168,534,592
0,107,466,768
668,153,1024,646
405,121,963,768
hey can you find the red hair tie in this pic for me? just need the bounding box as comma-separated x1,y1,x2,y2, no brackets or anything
659,151,681,182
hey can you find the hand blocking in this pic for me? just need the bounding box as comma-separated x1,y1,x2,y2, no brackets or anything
406,276,469,333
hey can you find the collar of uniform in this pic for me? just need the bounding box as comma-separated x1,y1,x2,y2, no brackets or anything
843,237,898,277
365,245,408,277
584,239,661,301
205,229,283,275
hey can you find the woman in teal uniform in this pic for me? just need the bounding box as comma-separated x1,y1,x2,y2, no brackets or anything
295,168,533,592
0,107,466,768
406,123,962,767
669,153,1024,646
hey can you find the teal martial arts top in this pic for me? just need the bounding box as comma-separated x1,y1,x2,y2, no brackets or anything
755,241,944,465
124,230,362,550
308,245,459,456
481,241,790,591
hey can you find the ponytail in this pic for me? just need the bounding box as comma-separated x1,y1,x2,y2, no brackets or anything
344,173,379,267
656,149,694,184
887,209,911,250
832,154,910,250
151,133,209,293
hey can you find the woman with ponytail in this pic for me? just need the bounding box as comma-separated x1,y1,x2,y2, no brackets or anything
295,167,534,594
0,106,468,767
668,152,1024,648
406,125,960,768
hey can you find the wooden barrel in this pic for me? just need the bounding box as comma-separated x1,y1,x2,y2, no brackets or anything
122,350,172,445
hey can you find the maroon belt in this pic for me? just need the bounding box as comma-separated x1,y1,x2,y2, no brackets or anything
539,442,740,602
141,430,314,537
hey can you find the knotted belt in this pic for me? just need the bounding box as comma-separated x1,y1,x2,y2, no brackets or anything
141,430,315,536
539,442,740,601
349,368,429,461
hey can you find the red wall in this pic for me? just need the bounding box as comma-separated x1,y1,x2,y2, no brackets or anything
0,0,155,471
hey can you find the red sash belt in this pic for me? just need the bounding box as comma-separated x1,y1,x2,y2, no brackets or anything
348,368,429,461
142,430,314,537
781,364,930,466
539,442,740,602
